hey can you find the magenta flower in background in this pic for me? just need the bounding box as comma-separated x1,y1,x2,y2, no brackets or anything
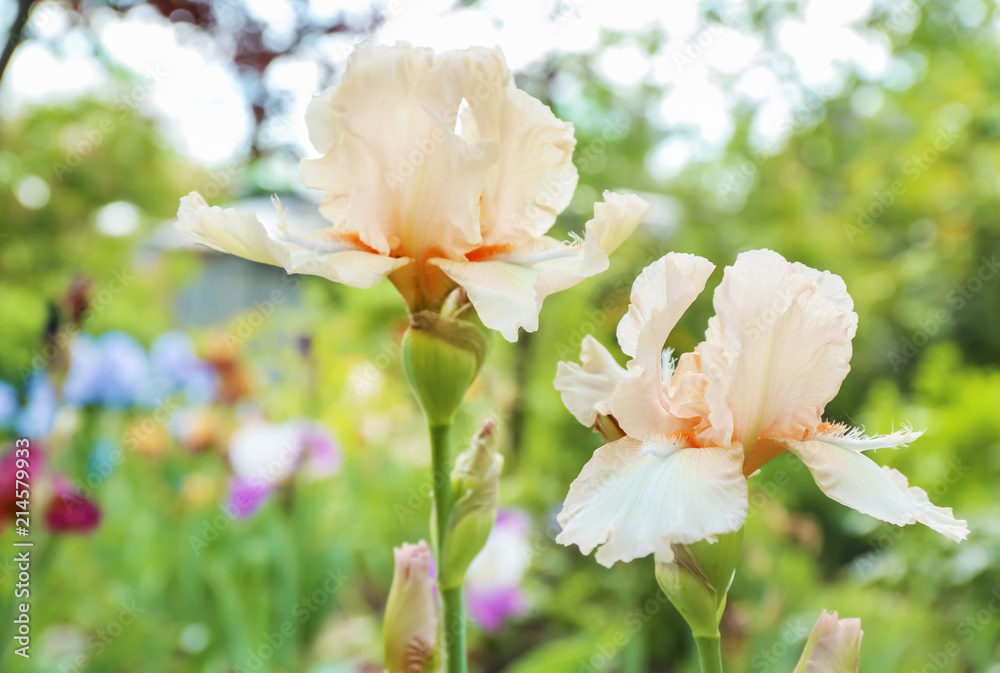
45,477,101,533
225,419,342,518
1,444,47,528
0,446,100,534
465,508,532,632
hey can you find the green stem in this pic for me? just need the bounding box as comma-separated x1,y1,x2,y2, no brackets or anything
695,635,724,673
441,586,467,673
429,422,467,673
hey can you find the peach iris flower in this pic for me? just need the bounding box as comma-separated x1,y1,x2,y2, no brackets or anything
554,250,968,567
177,42,648,341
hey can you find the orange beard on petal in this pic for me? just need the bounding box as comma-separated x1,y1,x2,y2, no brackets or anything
464,242,515,262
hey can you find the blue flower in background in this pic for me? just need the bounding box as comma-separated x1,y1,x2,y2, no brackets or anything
150,331,217,404
86,437,119,483
0,381,17,429
64,331,216,409
17,372,57,439
99,332,150,408
65,332,154,408
62,334,104,406
150,332,196,386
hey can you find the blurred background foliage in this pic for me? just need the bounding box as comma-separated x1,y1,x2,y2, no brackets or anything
0,0,999,671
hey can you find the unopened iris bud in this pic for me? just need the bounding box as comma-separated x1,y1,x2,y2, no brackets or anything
654,528,744,638
384,540,439,673
793,610,863,673
438,419,504,589
401,308,491,426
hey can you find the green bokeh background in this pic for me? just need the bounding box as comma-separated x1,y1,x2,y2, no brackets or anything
1,0,998,671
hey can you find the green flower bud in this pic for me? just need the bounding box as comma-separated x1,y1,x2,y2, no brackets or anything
401,309,491,426
437,419,504,589
654,528,744,638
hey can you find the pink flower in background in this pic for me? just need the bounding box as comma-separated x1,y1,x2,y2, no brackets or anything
225,419,342,518
465,509,531,631
1,445,100,534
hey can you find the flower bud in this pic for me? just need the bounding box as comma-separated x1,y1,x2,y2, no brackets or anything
384,540,439,673
438,419,503,589
654,527,744,638
793,610,863,673
401,310,490,426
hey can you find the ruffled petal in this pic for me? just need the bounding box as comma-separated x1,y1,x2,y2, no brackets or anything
436,46,578,245
610,367,692,441
699,249,858,448
299,42,497,259
775,430,968,541
608,253,715,440
554,336,627,426
556,436,747,567
668,351,711,422
177,192,289,267
432,191,648,341
177,192,410,288
616,253,716,368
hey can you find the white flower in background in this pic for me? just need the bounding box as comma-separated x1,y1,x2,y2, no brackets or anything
793,611,863,673
226,419,341,518
554,250,968,568
465,509,531,631
177,42,648,342
383,540,438,673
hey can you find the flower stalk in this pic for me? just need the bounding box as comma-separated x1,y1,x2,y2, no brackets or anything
428,421,468,673
403,311,491,673
694,636,724,673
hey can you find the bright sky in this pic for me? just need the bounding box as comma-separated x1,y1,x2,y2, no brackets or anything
1,0,978,174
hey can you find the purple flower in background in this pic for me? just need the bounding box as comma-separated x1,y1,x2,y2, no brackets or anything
17,372,57,439
1,444,43,526
99,332,151,407
64,332,149,408
150,331,218,404
465,508,532,632
62,335,103,405
224,419,342,518
297,421,343,478
227,475,273,518
0,381,18,428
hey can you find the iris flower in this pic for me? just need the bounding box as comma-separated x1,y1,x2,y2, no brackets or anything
225,419,341,518
177,42,647,341
554,250,968,567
